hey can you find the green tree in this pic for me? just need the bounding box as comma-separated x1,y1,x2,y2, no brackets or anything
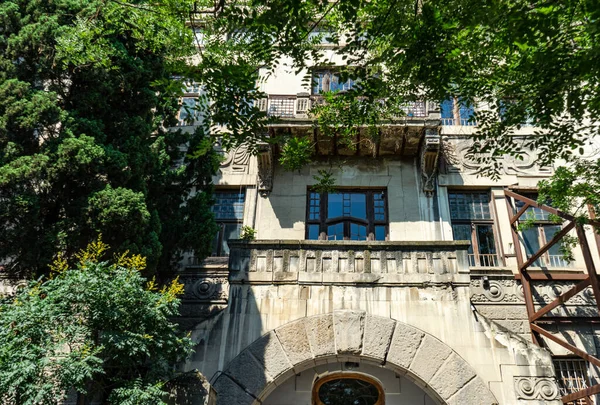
0,0,219,277
0,240,194,404
195,0,600,174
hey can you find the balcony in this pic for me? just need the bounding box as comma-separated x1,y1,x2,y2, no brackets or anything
227,240,471,285
257,95,439,123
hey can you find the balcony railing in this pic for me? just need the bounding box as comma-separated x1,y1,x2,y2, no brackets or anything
467,253,500,267
227,240,471,284
256,96,433,121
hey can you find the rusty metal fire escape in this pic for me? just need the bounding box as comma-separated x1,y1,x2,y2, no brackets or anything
505,190,600,404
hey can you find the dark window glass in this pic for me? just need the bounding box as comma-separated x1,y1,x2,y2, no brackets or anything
327,223,344,240
350,223,367,241
307,189,387,241
309,192,321,220
318,378,379,405
449,192,491,220
440,98,454,119
312,70,355,94
374,193,385,221
449,191,498,267
308,224,320,240
213,191,245,220
374,226,386,241
212,190,245,256
514,194,551,221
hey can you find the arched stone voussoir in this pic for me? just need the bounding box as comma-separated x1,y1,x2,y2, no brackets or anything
215,311,499,405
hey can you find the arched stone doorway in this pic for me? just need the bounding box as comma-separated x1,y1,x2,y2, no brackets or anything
264,362,436,405
212,311,498,405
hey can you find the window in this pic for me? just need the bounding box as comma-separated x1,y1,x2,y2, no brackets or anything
449,191,500,267
306,190,387,241
312,70,356,94
554,358,595,405
441,97,476,126
312,373,384,405
177,80,201,126
211,190,245,256
515,193,569,267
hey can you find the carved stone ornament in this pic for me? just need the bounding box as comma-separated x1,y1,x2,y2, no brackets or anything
420,128,441,197
446,139,553,175
514,377,560,401
181,277,229,304
470,278,525,304
257,142,274,196
219,143,250,174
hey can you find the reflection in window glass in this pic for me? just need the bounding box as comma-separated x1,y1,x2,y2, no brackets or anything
327,223,344,240
307,189,387,241
374,226,386,241
350,223,367,241
308,224,320,240
317,378,379,405
212,190,245,256
221,223,242,256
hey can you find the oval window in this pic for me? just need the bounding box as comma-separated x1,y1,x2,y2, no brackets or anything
313,373,384,405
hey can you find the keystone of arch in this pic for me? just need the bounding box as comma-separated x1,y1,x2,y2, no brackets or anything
212,310,498,405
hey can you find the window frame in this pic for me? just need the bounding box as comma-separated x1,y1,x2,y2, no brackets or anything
211,189,246,257
448,190,502,267
311,68,356,95
514,192,570,268
305,188,388,241
312,372,385,405
441,97,477,126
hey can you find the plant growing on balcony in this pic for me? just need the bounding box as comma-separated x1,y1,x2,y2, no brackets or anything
279,137,314,172
240,226,257,241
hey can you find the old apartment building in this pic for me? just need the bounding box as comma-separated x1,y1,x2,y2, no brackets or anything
172,43,600,405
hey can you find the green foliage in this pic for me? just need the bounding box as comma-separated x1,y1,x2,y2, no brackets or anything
312,169,337,194
0,0,218,276
240,226,257,241
279,137,313,172
197,0,600,173
0,243,193,404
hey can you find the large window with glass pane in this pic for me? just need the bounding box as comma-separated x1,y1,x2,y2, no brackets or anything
440,97,476,126
515,193,570,267
211,190,245,256
448,191,500,267
306,189,387,241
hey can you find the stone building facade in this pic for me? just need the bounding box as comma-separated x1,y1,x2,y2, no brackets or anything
174,53,600,404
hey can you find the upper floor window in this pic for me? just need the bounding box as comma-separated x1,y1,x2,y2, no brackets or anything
449,191,500,267
211,190,245,256
177,80,201,126
514,192,569,267
441,97,476,126
306,189,387,241
312,70,356,94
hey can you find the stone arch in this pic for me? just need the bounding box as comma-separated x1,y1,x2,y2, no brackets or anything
212,310,499,405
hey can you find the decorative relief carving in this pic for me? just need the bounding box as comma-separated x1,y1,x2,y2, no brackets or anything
219,144,250,174
257,143,273,196
446,139,553,175
514,377,560,401
470,278,525,303
470,278,597,307
180,276,228,304
420,128,441,197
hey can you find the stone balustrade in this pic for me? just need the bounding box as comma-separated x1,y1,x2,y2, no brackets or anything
228,240,471,285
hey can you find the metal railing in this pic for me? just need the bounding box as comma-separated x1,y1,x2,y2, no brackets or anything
468,253,499,267
554,359,595,405
257,96,431,120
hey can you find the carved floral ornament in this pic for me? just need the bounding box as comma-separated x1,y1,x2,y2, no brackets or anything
514,377,560,401
445,139,552,175
470,278,597,305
